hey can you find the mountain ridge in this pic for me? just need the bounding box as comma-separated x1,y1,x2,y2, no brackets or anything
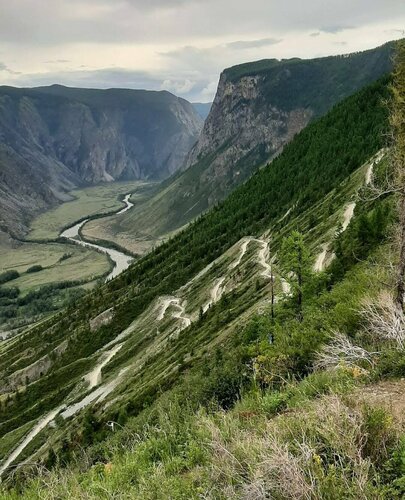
0,85,202,236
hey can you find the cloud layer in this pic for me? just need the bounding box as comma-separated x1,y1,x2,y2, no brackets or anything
0,0,403,101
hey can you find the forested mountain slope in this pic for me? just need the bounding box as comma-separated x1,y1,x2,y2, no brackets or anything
0,85,202,235
103,42,394,252
0,74,393,495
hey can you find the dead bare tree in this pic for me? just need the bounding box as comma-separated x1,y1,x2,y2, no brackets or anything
361,291,405,349
314,331,376,372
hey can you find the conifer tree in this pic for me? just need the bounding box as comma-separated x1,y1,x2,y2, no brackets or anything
280,231,312,321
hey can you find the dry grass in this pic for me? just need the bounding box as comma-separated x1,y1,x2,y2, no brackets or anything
200,394,392,499
3,386,402,499
361,290,405,349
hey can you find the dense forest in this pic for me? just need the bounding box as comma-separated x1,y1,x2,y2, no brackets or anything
224,41,394,116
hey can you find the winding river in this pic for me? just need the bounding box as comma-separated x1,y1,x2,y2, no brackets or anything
60,193,134,281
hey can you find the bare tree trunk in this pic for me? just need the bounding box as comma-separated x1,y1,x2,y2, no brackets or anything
395,192,405,310
391,41,405,312
270,265,275,320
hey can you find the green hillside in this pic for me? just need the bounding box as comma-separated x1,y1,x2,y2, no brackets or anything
224,41,394,116
0,67,394,492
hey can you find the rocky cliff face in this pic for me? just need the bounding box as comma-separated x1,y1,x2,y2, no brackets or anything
184,41,394,188
0,85,202,235
185,73,312,186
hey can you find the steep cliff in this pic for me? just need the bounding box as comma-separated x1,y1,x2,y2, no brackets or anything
184,41,394,178
104,42,394,248
0,85,202,235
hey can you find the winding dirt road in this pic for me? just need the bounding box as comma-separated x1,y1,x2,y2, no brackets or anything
314,243,329,272
157,297,191,329
0,405,65,477
342,202,356,232
85,344,123,389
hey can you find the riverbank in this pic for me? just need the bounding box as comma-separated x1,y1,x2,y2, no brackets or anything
59,193,135,282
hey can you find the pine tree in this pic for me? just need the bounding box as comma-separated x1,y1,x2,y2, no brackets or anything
280,231,312,321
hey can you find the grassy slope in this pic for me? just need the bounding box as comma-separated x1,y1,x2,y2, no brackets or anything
0,151,388,483
0,79,394,488
5,212,405,499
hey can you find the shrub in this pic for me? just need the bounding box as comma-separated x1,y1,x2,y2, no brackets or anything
0,270,19,284
26,265,43,273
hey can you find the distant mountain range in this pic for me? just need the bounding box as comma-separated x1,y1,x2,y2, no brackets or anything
192,102,212,120
0,42,395,242
0,85,202,235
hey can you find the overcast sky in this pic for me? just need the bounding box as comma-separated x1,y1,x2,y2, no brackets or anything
0,0,403,102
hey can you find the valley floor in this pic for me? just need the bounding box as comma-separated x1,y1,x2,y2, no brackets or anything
0,181,157,334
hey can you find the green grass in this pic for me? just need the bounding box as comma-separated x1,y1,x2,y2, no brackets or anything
0,243,110,294
5,371,404,499
28,181,149,240
0,421,33,461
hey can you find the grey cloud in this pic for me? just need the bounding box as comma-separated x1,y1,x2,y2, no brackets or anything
226,38,282,50
319,25,354,34
6,67,213,101
0,0,403,102
0,61,21,75
123,0,198,9
385,28,405,36
44,59,71,64
0,0,402,45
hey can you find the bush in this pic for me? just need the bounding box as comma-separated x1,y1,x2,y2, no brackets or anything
374,349,405,379
0,287,20,299
26,265,43,273
0,270,19,284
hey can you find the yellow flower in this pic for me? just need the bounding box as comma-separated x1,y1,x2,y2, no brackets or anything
104,462,113,474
